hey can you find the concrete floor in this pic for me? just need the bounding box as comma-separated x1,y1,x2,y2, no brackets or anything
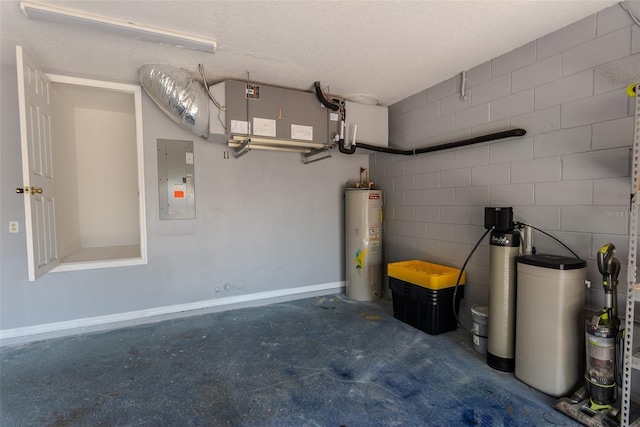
1,294,579,426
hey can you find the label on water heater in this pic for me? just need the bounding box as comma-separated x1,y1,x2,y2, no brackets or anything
369,194,380,199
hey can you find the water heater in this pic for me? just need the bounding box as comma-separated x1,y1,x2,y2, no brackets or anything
345,189,383,301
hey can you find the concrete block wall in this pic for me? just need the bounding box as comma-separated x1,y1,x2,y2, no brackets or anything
374,3,639,314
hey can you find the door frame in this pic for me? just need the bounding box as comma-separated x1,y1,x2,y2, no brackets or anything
47,74,148,273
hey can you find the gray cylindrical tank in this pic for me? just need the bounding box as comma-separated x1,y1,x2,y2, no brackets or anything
487,230,520,372
345,189,382,301
515,254,586,397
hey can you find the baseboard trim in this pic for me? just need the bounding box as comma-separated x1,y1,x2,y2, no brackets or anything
0,281,345,346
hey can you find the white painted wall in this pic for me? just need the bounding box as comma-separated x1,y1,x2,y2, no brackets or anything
0,63,369,334
74,108,139,247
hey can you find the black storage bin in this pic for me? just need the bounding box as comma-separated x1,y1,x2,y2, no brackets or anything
389,277,463,335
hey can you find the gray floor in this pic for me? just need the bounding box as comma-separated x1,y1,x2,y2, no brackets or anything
1,294,580,426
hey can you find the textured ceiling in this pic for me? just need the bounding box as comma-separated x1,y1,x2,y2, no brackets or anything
0,0,623,106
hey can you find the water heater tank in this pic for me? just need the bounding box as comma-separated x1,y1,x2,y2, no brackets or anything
345,189,383,301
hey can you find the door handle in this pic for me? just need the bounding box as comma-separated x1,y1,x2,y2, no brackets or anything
16,187,42,195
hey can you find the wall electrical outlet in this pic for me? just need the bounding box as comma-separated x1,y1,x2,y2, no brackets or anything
9,221,19,233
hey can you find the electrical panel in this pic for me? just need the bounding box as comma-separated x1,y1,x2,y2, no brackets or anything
157,139,195,220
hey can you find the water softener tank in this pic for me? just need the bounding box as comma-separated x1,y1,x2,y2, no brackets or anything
515,254,586,397
345,189,382,301
487,230,520,372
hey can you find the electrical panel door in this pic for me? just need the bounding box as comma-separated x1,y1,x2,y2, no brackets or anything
157,139,195,220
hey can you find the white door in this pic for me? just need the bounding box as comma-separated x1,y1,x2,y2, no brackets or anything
16,46,59,281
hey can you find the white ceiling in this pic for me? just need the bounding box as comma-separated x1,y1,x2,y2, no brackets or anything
0,0,624,106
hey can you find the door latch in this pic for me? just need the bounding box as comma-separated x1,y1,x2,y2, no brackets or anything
16,187,42,195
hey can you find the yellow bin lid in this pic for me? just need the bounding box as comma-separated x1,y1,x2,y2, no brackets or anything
388,260,465,289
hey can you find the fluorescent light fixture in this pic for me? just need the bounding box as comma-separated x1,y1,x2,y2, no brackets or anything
20,1,217,53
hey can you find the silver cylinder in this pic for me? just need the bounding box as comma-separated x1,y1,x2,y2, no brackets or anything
487,230,520,372
345,189,382,301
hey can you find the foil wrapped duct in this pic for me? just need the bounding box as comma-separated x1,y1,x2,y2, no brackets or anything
139,64,210,138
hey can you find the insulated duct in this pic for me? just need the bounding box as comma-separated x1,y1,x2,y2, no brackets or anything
139,64,210,139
